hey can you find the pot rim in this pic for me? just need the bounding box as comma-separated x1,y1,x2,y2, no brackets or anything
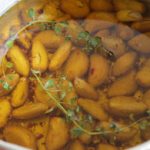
0,0,19,17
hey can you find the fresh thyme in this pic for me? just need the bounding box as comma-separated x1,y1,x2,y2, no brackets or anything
71,127,83,138
78,31,90,41
109,122,117,129
5,39,14,48
44,79,55,89
77,31,101,54
6,62,13,68
31,69,150,136
53,20,69,35
28,8,36,20
3,82,11,90
4,18,115,59
0,79,11,91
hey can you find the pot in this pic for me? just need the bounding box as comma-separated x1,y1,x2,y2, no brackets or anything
0,0,150,149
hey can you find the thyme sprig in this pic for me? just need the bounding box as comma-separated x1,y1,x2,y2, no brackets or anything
5,19,114,60
31,69,150,136
5,20,52,49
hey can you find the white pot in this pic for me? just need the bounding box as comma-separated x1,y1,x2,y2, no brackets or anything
0,0,149,150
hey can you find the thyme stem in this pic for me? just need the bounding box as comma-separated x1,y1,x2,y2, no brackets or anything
31,69,150,136
15,20,53,36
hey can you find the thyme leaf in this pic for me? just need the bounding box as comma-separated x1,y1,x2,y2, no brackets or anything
54,25,62,35
109,122,117,129
3,82,11,90
59,21,69,28
28,8,36,20
89,36,101,48
78,31,90,41
5,39,14,48
6,62,13,68
45,79,55,89
71,127,83,138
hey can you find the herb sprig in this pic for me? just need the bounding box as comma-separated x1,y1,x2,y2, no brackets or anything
5,17,114,60
31,69,150,137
